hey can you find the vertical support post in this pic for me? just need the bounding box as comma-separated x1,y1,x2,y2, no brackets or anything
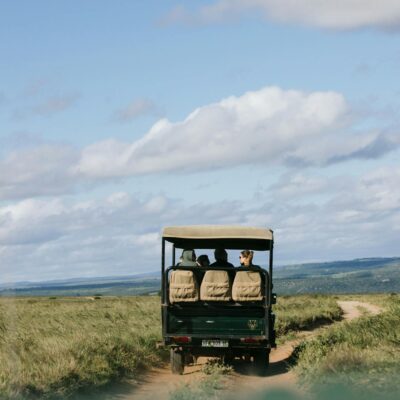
269,241,274,308
161,238,167,339
172,245,176,266
161,238,166,304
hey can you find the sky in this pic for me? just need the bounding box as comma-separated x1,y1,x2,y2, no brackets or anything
1,0,400,282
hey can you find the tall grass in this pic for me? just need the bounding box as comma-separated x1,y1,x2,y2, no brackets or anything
293,294,400,396
274,294,342,339
0,295,342,399
0,296,165,399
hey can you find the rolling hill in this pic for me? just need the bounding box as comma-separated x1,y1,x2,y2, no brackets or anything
1,257,399,296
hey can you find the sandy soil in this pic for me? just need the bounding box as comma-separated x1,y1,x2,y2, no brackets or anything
84,300,382,400
337,300,382,321
125,340,303,400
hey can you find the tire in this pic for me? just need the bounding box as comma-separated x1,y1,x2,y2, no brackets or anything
184,353,195,365
223,354,234,365
170,348,184,375
253,349,269,376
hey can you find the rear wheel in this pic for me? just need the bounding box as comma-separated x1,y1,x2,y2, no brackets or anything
184,353,195,365
223,354,234,365
170,349,184,375
254,349,269,376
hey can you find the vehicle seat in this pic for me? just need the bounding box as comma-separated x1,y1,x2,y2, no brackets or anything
200,270,231,301
232,271,263,301
169,270,199,303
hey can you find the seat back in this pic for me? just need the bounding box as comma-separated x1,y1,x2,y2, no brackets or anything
232,270,263,301
169,270,199,303
200,270,231,301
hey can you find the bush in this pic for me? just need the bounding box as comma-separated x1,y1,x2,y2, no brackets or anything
293,295,400,396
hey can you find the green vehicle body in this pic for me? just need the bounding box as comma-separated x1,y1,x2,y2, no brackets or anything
160,226,276,374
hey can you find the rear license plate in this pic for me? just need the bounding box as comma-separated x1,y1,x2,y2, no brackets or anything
201,340,229,348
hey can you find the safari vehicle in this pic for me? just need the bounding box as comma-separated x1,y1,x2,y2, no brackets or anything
161,226,276,375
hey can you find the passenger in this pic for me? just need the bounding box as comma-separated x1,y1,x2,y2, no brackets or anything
197,254,210,267
210,248,234,268
178,249,198,267
239,250,260,268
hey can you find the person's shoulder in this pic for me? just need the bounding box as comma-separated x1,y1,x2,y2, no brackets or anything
177,261,198,267
209,261,218,267
209,261,234,268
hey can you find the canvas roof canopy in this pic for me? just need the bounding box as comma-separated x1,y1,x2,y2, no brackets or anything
162,225,273,251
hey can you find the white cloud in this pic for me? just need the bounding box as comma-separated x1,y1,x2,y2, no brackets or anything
2,86,397,201
106,192,131,207
0,198,67,246
246,168,400,262
268,172,329,199
1,164,400,281
114,98,157,123
1,86,399,203
165,0,400,31
0,193,242,280
0,144,79,200
0,161,400,280
144,195,168,214
342,167,400,212
0,193,165,280
77,86,351,177
77,86,400,179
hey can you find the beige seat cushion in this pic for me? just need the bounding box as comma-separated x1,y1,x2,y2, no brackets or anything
200,270,231,301
232,271,263,301
169,270,199,303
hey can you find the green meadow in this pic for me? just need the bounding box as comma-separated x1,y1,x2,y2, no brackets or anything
0,297,163,399
0,295,340,399
293,294,400,397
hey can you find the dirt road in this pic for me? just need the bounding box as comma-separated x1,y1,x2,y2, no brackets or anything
88,300,382,400
223,300,383,398
125,339,302,400
337,300,381,321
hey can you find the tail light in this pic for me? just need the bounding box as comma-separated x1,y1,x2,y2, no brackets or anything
240,337,262,343
171,336,191,343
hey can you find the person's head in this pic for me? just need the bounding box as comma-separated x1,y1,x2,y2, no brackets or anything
239,250,254,266
197,254,210,267
214,247,228,262
181,249,196,262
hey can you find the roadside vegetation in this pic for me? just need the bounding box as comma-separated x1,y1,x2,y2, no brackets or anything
293,294,400,398
0,295,346,399
0,296,165,399
274,294,342,342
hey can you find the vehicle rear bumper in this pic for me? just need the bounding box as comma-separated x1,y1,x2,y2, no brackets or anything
164,336,273,351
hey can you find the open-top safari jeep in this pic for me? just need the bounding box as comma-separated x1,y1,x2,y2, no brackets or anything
161,226,276,375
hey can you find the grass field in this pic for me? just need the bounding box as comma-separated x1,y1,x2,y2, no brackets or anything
274,294,342,341
0,296,164,399
0,295,345,399
293,293,400,398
